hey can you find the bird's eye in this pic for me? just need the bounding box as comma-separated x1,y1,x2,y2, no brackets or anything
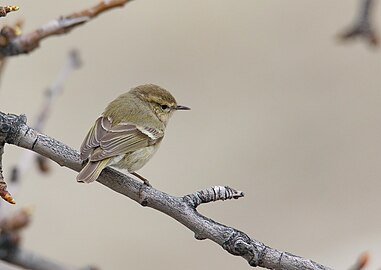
161,105,169,110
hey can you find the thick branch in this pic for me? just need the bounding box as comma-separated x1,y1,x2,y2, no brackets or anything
0,0,133,56
0,112,332,270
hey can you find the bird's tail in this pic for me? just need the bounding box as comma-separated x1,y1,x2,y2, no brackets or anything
77,158,111,183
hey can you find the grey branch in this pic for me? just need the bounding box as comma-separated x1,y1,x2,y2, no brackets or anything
338,0,379,46
0,112,332,270
4,248,97,270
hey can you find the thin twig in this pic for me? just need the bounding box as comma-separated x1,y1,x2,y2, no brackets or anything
0,0,133,57
35,50,81,132
0,142,14,204
9,50,81,189
0,112,332,270
68,0,133,19
338,0,379,47
349,252,370,270
4,248,97,270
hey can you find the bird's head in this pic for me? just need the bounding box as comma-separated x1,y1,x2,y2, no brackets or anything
132,84,190,125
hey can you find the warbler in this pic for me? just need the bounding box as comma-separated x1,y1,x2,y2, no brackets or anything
76,84,190,184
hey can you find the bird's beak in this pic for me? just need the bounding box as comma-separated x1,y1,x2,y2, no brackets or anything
175,105,191,110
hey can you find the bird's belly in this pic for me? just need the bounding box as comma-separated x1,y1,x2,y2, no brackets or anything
111,145,159,173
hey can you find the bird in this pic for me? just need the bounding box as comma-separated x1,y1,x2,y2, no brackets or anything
76,84,190,184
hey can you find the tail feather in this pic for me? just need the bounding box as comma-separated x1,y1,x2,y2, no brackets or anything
77,158,111,183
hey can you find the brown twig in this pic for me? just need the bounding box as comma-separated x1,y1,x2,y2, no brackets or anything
0,143,15,204
68,0,133,19
0,0,133,57
338,0,379,47
0,6,19,18
0,112,332,270
0,208,31,233
349,252,370,270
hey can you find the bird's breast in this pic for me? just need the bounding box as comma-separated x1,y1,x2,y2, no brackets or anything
111,144,160,173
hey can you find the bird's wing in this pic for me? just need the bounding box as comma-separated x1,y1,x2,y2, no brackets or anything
79,116,164,162
80,116,112,160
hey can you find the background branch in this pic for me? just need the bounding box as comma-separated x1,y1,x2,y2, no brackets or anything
10,49,81,185
4,248,97,270
0,0,133,57
349,252,369,270
0,112,333,270
338,0,379,46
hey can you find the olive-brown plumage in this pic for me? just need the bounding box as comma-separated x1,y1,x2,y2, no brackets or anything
77,84,190,183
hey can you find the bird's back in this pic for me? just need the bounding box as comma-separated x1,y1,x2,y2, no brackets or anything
104,92,165,132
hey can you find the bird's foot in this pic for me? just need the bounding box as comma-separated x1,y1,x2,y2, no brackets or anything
132,172,151,203
132,172,152,187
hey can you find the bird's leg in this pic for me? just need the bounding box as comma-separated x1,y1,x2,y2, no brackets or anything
132,172,152,187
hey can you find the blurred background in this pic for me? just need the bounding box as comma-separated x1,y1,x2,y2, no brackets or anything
0,0,381,269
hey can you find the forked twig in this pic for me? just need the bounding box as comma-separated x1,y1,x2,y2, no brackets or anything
338,0,379,47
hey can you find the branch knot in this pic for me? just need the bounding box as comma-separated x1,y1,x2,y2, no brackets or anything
222,229,266,267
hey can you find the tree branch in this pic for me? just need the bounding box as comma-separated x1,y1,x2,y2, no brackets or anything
349,252,369,270
338,0,379,47
4,248,97,270
0,0,133,57
0,112,332,270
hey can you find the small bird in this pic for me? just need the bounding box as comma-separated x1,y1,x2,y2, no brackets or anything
77,84,190,184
